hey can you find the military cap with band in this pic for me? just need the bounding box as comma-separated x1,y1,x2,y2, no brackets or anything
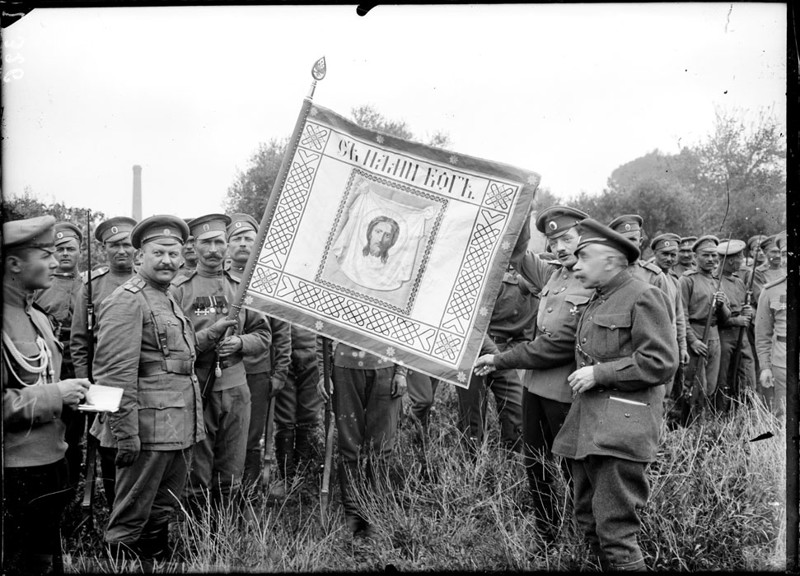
775,230,787,251
608,214,643,235
692,234,719,252
679,236,698,248
95,216,137,243
189,213,231,241
716,239,746,256
131,215,190,249
54,221,83,246
759,235,778,252
535,206,588,238
3,215,56,249
575,218,640,263
227,213,259,239
747,234,768,251
183,218,195,241
650,232,681,252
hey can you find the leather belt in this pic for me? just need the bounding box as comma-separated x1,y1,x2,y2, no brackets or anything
139,359,194,377
195,357,242,372
776,335,786,343
690,319,717,328
488,332,524,346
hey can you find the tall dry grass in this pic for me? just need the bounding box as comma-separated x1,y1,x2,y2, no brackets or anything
62,386,786,572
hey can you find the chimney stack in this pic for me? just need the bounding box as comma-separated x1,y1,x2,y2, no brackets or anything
132,165,142,221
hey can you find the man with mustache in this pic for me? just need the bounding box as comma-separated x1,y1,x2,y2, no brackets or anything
362,216,399,263
3,215,91,574
224,213,292,494
92,215,226,563
673,236,697,277
474,206,593,542
176,218,198,279
171,213,271,510
34,221,85,497
71,215,138,510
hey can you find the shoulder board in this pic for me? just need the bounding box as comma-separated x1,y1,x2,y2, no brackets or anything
224,270,241,284
123,276,146,293
763,275,787,290
641,260,662,275
82,266,109,284
171,270,196,286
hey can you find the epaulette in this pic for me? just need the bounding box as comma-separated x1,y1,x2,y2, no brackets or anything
82,266,109,284
224,269,241,284
763,275,787,290
123,276,146,293
171,270,196,286
640,260,663,275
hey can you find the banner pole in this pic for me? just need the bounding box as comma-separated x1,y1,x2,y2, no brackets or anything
227,56,327,322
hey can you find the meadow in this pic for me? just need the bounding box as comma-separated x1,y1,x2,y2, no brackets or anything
63,386,786,573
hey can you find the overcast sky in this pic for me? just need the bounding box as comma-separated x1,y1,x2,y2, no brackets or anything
1,3,786,220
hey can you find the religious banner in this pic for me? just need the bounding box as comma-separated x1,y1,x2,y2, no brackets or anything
241,103,538,387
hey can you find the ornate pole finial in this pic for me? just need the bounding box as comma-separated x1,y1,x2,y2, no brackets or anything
307,56,326,100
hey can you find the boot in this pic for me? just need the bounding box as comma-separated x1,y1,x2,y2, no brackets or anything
339,460,369,536
270,429,295,499
294,424,318,478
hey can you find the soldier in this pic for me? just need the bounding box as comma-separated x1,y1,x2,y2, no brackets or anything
317,340,407,538
714,239,756,412
3,215,90,574
673,236,697,277
225,213,292,493
176,218,197,279
751,235,785,304
553,218,677,571
33,221,85,495
72,215,137,510
170,213,271,508
742,234,768,276
679,235,731,421
271,324,324,498
93,215,217,563
475,206,593,541
754,234,787,416
650,233,690,412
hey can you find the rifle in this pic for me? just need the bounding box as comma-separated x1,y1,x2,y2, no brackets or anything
729,249,759,403
681,248,729,424
81,210,97,525
319,336,335,524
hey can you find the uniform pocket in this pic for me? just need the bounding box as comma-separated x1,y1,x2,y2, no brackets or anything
138,390,186,444
593,396,651,459
591,313,631,357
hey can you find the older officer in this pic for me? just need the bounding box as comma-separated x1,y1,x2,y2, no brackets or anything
93,215,221,562
475,205,593,540
673,236,697,277
714,239,756,411
72,215,138,509
754,234,787,416
553,218,677,571
171,213,271,508
679,235,731,421
3,215,90,574
225,212,292,492
34,221,85,495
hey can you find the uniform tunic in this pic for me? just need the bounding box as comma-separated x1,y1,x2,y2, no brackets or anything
34,272,81,372
552,269,677,570
716,271,756,396
92,274,205,544
754,276,786,414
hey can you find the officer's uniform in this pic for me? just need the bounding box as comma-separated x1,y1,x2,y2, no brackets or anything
33,221,85,493
679,235,731,418
170,214,271,504
714,240,756,410
755,273,786,416
74,216,138,509
273,325,324,489
224,213,293,491
326,339,407,536
93,216,204,560
499,206,593,537
2,216,72,573
552,219,678,571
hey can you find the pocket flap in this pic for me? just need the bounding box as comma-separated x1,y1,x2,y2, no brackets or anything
139,390,185,410
593,313,631,330
565,294,590,306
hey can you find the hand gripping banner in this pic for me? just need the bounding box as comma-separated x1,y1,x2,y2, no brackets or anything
240,103,539,387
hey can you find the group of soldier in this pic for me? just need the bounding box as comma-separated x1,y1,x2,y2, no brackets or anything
1,202,788,573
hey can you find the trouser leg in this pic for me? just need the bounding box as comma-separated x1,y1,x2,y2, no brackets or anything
570,459,610,570
98,445,118,511
333,366,367,531
213,384,250,502
487,362,524,453
457,372,488,455
62,408,86,498
243,371,269,491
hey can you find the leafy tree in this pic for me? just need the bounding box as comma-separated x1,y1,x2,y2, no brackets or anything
224,139,288,220
2,188,108,269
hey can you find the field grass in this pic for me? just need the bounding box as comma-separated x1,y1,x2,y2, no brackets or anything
61,386,786,572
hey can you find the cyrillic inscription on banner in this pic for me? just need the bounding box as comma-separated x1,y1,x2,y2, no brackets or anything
243,103,539,387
